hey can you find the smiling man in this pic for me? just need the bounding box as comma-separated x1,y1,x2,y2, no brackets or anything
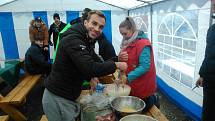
84,11,105,39
42,10,127,121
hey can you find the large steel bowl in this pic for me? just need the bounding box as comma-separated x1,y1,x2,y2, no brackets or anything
120,114,158,121
110,96,145,118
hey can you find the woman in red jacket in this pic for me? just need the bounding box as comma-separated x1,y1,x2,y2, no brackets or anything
119,17,158,112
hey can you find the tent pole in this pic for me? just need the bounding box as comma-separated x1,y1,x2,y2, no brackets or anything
209,0,214,26
150,3,153,44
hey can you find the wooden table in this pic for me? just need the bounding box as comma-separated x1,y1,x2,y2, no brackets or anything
79,90,168,121
40,89,168,121
0,74,42,121
0,60,21,87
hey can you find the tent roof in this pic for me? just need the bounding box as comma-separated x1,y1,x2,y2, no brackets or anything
0,0,165,9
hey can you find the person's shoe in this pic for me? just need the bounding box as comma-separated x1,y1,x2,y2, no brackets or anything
154,93,160,109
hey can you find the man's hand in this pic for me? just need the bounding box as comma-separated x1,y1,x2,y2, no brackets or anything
115,62,127,71
196,77,203,87
44,47,49,51
118,50,128,62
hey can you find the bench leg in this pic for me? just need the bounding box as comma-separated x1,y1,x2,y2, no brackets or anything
0,115,9,121
149,105,168,121
0,104,27,121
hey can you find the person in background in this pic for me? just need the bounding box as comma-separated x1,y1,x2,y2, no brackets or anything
195,2,215,120
53,8,117,62
42,10,127,121
119,17,157,112
29,17,49,62
48,13,66,49
195,23,215,121
29,17,49,51
25,39,52,75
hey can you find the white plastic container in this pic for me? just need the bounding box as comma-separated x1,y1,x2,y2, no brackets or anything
104,84,131,97
0,61,5,68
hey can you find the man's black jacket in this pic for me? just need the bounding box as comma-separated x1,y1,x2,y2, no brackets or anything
97,33,117,61
49,21,66,48
45,23,117,101
199,23,215,77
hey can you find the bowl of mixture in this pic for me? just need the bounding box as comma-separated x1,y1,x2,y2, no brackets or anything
119,114,157,121
110,96,145,118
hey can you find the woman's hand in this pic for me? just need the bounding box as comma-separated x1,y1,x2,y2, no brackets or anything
115,62,127,71
90,77,99,91
118,49,128,62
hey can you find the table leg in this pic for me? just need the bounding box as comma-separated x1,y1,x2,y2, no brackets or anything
0,96,27,121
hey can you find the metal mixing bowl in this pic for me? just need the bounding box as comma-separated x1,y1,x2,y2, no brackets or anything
119,114,158,121
110,96,145,118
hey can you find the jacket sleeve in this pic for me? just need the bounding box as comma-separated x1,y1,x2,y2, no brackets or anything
48,24,53,42
29,26,35,43
199,23,215,77
30,48,51,68
108,56,119,62
62,22,67,29
98,34,116,61
127,46,151,83
64,38,117,78
43,25,49,46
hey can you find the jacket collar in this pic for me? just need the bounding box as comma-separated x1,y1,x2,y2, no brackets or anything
75,23,97,46
31,42,43,49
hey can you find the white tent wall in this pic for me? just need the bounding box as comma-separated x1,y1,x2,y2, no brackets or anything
0,0,127,60
111,11,127,54
129,5,152,41
0,33,4,60
12,12,34,59
129,0,210,120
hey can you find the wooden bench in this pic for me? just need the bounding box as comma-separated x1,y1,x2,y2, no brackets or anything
0,115,9,121
0,74,42,121
40,115,47,121
146,105,168,121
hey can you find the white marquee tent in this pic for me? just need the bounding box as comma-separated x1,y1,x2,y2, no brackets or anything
0,0,213,120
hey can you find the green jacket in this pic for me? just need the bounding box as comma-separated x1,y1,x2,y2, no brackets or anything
53,23,71,62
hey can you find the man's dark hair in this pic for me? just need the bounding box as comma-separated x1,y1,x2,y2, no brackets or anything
53,13,60,20
86,10,106,22
82,8,92,20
